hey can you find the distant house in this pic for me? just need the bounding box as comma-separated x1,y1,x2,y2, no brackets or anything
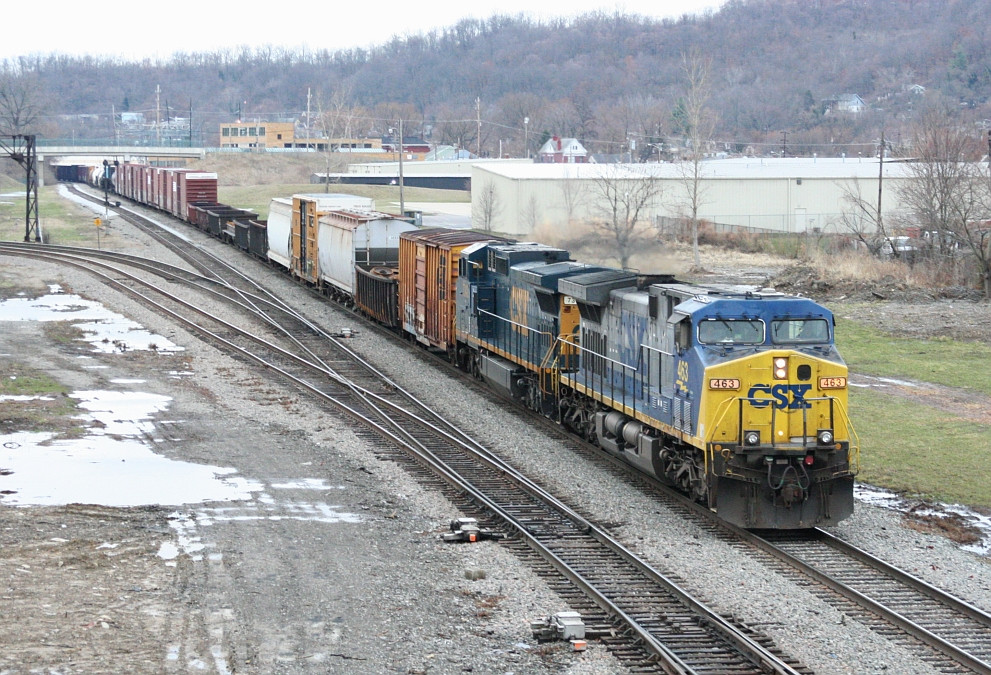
908,84,926,95
823,94,866,114
537,136,588,163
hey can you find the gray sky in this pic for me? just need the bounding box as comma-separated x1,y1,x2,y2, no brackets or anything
3,0,726,62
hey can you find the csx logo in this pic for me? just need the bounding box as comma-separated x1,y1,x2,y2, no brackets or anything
747,384,812,409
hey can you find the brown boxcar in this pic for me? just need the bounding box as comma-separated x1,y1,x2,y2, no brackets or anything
398,228,509,354
175,171,218,222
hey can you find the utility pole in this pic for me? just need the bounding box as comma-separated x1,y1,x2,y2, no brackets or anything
524,116,529,159
398,118,405,217
306,87,312,151
780,130,787,157
476,97,481,158
155,85,161,145
877,130,885,238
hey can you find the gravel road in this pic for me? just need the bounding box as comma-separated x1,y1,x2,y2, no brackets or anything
1,210,989,674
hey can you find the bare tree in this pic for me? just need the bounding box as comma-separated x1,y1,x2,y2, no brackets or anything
676,48,716,268
314,83,358,192
838,176,890,255
587,164,663,269
0,68,44,134
521,194,540,232
473,180,501,232
897,101,991,296
558,174,585,225
433,102,477,153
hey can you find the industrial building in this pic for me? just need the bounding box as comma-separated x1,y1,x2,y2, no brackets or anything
469,157,914,237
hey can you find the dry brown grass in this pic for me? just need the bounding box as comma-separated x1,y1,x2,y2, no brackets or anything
185,152,353,186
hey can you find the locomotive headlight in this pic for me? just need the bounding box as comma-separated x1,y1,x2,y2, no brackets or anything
773,357,788,380
743,430,761,447
817,429,834,446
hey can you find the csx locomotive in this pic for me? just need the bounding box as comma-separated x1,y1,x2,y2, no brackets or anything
454,241,858,529
86,161,857,529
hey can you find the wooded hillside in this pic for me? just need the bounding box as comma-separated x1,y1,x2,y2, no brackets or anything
3,0,990,156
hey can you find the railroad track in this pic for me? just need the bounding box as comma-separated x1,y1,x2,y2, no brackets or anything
752,528,991,674
3,192,812,673
506,410,991,673
515,416,991,673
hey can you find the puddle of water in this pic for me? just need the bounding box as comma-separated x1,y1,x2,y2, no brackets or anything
1,390,364,547
856,483,991,557
0,390,259,507
0,287,182,353
0,429,262,507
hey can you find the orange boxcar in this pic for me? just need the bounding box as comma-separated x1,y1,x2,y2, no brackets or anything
398,229,508,355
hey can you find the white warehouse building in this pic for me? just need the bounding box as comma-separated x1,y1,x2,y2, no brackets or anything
469,157,915,237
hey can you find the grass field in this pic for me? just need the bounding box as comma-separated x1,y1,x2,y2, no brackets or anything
219,183,469,220
850,387,991,508
836,318,991,396
837,319,991,508
0,185,108,247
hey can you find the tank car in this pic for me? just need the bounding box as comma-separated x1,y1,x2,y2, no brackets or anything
456,241,858,529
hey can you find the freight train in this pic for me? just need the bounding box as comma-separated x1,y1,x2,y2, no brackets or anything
69,161,859,529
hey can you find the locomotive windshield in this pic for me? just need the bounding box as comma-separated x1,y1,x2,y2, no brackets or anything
697,319,764,345
770,318,830,344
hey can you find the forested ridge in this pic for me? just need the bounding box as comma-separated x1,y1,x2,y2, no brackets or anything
4,0,991,155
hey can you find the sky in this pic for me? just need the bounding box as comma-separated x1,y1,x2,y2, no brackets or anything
2,0,727,63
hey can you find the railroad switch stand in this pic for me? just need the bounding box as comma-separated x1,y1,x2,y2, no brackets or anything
530,611,588,651
441,517,504,543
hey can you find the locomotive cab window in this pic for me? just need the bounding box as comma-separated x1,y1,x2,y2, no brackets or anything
673,317,692,352
770,318,829,344
697,319,764,345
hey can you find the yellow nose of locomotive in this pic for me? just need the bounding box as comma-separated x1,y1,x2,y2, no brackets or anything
704,351,854,456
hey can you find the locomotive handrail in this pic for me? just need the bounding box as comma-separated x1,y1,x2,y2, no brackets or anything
551,335,646,419
475,307,557,372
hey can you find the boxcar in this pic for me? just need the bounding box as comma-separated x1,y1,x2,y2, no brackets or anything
398,228,509,355
174,171,218,222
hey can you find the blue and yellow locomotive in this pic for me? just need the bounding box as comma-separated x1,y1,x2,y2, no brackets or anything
456,241,858,529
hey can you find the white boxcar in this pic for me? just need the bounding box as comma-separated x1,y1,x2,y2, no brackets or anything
266,197,293,269
318,209,419,297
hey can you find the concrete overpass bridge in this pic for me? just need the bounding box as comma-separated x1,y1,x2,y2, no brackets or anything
37,145,207,185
